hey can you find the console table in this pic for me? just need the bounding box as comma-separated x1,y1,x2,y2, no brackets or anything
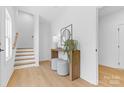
51,49,80,81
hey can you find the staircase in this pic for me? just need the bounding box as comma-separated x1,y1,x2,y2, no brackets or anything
15,48,36,69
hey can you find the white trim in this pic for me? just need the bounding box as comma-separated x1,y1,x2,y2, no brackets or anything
80,75,98,85
3,67,14,87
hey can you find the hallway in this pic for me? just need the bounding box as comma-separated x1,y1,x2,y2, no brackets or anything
7,61,124,87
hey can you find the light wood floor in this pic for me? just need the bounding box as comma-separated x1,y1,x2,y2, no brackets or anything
99,65,124,87
7,61,124,87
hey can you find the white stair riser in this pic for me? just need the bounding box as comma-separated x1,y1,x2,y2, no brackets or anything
16,49,34,51
16,54,34,57
16,51,34,53
15,58,35,61
16,59,35,62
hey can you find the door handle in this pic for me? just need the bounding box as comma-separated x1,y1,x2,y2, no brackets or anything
0,48,4,52
32,35,34,38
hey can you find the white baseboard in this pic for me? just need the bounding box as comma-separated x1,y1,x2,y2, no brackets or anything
80,75,98,85
3,67,14,87
39,59,51,62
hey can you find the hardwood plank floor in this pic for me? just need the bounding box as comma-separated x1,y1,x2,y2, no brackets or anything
7,61,124,87
7,61,94,87
99,65,124,87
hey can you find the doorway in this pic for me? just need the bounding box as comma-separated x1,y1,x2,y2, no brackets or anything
16,10,34,48
98,6,124,86
14,9,39,69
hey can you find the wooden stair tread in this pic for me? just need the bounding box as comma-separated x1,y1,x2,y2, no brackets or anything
16,50,34,51
16,54,34,57
16,48,33,50
17,48,33,49
15,61,35,66
15,58,35,61
16,50,34,52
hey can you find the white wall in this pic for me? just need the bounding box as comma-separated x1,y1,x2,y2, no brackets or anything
34,14,40,66
0,6,16,86
16,11,34,48
51,6,98,85
99,9,124,68
39,21,51,61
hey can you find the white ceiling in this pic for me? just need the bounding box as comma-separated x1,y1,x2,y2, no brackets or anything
14,6,68,23
99,6,124,17
15,6,124,22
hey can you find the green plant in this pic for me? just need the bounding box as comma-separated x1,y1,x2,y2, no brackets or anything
63,39,78,61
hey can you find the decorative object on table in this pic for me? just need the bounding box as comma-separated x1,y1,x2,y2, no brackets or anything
63,39,78,61
51,58,58,70
60,24,80,80
51,49,58,58
60,24,73,46
57,59,69,76
51,49,80,81
60,24,78,61
50,24,80,80
52,35,59,49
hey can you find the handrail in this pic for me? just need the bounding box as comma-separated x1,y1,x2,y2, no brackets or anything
13,32,20,49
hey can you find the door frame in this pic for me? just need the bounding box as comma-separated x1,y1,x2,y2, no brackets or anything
96,7,99,85
117,24,124,68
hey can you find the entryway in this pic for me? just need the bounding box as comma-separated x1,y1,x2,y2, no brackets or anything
14,9,39,69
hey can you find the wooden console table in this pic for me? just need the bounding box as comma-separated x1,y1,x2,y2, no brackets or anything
51,49,80,81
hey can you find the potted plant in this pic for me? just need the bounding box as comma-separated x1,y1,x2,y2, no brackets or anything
63,39,78,62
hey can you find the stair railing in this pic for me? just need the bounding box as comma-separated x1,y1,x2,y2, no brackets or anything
13,32,20,49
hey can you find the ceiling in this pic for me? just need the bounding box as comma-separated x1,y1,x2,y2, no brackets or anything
14,6,68,23
99,6,124,17
15,6,124,22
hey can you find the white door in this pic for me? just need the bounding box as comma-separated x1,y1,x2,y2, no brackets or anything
118,25,124,69
0,7,14,86
0,7,6,86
